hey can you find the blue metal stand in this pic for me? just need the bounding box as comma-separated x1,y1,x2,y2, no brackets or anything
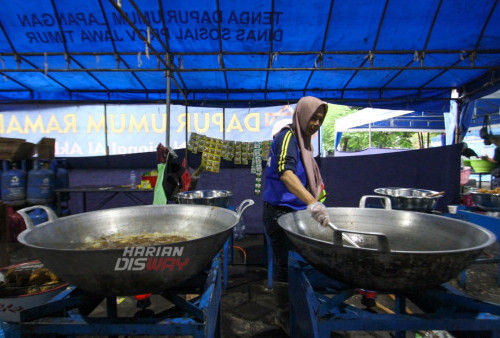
444,207,500,286
263,226,274,290
2,255,222,337
288,252,500,338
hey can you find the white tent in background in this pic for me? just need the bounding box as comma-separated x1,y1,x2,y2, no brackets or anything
334,108,415,149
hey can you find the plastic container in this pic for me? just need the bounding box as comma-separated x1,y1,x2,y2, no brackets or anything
142,175,158,188
0,261,68,323
27,161,55,204
470,159,495,173
1,161,27,206
460,166,472,185
233,216,246,240
28,207,49,225
130,170,136,188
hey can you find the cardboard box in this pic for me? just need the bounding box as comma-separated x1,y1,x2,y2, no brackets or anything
0,137,34,161
36,138,55,159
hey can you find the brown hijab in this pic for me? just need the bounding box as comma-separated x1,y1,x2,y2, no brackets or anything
290,96,328,199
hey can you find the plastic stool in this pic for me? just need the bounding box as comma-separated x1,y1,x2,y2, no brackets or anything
262,226,274,290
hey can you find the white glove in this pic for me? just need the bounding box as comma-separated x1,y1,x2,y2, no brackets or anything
307,202,330,227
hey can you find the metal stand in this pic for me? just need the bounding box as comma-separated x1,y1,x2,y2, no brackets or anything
3,255,222,337
288,252,500,338
445,207,500,286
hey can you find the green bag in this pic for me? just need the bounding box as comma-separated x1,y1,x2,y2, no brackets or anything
153,163,167,205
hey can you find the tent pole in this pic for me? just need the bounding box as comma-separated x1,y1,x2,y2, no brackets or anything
369,123,372,147
104,103,109,156
185,104,188,166
166,70,171,148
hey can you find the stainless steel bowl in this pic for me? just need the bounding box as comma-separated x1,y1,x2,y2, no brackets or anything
374,187,443,212
176,190,233,208
470,192,500,212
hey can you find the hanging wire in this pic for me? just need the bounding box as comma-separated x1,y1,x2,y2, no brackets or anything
459,50,466,61
469,51,476,67
178,55,184,69
0,54,6,82
270,52,278,68
115,53,120,69
315,53,324,69
365,51,374,67
413,50,425,67
64,53,70,69
14,54,20,70
44,52,48,76
137,52,142,68
95,54,100,65
145,27,151,59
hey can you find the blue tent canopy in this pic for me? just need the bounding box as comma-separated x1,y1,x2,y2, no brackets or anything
0,0,498,110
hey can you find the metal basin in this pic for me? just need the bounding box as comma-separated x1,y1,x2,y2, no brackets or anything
176,190,233,208
470,192,500,212
374,187,443,212
17,202,253,296
278,207,495,293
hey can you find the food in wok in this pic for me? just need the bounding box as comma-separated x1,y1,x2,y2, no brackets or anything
81,232,195,249
477,187,500,194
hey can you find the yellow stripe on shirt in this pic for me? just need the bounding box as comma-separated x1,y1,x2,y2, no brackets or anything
278,130,292,172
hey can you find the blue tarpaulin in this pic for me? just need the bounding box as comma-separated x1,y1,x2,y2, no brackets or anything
0,0,498,111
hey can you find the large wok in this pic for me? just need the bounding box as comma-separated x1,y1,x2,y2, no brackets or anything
278,197,495,293
17,200,253,296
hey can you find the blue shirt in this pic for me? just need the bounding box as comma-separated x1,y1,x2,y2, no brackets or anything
263,128,308,210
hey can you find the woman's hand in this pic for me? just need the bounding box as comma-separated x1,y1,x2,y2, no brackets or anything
307,202,330,227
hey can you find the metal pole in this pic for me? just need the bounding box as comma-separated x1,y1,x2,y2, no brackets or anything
369,123,372,148
166,70,171,148
104,103,109,155
223,107,226,141
185,104,188,165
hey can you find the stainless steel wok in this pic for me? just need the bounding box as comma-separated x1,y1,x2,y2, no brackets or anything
175,190,233,208
470,191,500,212
17,200,254,296
278,199,495,293
374,187,443,212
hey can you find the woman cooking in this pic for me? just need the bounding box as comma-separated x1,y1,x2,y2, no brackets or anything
262,95,329,333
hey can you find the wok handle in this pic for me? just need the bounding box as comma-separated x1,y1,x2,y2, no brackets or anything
17,205,59,230
359,195,392,210
236,199,255,220
333,228,391,253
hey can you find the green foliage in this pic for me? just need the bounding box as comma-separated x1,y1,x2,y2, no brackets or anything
321,104,441,153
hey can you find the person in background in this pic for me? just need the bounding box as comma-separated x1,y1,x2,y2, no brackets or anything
481,135,500,188
462,142,478,158
262,96,329,333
